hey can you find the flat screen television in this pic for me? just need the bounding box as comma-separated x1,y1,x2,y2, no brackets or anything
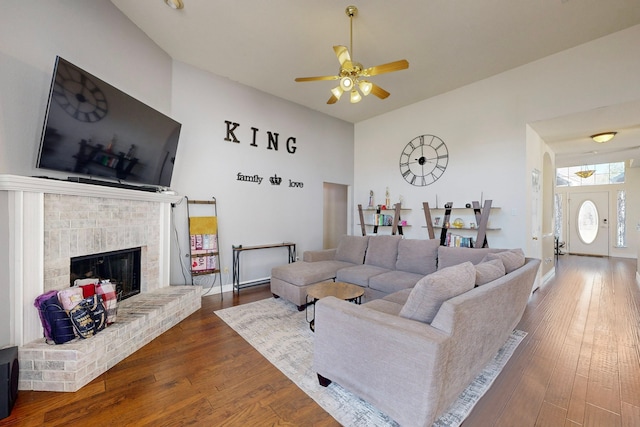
36,56,181,189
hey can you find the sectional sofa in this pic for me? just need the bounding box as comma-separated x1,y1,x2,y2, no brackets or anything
271,234,503,309
271,234,541,426
314,255,540,426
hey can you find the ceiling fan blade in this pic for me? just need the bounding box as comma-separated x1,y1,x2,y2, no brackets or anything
370,83,390,99
295,75,340,82
327,94,339,104
333,45,351,66
363,59,409,77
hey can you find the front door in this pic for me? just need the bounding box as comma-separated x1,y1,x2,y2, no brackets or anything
568,191,609,256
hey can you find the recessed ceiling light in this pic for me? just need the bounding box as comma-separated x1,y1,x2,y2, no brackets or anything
164,0,184,10
590,132,617,143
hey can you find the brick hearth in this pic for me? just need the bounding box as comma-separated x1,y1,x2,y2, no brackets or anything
19,286,201,392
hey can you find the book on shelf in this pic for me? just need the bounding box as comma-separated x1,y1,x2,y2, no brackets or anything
191,255,217,272
372,214,394,226
190,234,218,252
445,233,474,248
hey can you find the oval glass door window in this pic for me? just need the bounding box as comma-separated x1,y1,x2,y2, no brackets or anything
577,200,599,244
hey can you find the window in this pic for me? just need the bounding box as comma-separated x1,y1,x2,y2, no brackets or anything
617,190,626,248
577,200,599,244
554,193,563,239
556,162,624,187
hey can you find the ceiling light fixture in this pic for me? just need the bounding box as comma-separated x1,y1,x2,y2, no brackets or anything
575,169,595,179
590,131,617,143
330,86,344,101
164,0,184,10
358,80,373,96
294,5,408,104
350,89,362,104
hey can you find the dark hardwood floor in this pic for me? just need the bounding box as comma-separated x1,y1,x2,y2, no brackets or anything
2,255,639,426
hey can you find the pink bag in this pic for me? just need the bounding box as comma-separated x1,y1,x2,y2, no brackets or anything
57,287,84,311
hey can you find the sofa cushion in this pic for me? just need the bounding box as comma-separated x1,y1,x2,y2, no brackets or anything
395,238,440,275
368,270,424,294
474,259,505,286
363,299,404,316
382,288,412,305
336,264,389,287
271,260,354,286
437,246,502,270
364,235,402,269
399,261,476,324
482,248,525,274
334,235,370,265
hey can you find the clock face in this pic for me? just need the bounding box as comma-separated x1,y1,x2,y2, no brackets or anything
399,134,448,186
52,59,108,122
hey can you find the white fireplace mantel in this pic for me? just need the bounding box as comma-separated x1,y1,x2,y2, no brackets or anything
0,174,182,347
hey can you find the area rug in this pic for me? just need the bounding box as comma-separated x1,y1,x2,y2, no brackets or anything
215,297,526,427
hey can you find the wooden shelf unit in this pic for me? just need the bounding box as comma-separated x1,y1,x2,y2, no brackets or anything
425,200,498,248
357,203,408,236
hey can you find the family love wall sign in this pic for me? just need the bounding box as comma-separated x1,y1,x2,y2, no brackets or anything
225,120,303,188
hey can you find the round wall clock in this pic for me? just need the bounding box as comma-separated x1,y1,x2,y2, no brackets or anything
399,134,449,186
52,60,108,123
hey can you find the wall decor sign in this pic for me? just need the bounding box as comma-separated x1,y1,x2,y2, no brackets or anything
225,120,297,154
236,172,304,188
236,172,263,184
269,174,282,185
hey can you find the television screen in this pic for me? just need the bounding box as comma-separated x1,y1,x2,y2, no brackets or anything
36,56,181,188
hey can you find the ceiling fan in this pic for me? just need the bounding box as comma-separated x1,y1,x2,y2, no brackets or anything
294,5,409,104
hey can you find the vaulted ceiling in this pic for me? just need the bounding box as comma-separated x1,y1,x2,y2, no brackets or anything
110,0,640,165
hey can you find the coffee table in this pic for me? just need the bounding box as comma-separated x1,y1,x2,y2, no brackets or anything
306,281,364,331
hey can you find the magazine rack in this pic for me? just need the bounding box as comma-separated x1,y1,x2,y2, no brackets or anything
187,197,223,297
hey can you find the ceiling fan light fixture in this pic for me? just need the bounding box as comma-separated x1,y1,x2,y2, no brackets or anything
294,5,408,105
331,86,343,100
590,131,617,143
340,76,353,91
164,0,184,9
350,89,362,103
359,80,372,96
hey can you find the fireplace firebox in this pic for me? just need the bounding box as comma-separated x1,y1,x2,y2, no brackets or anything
70,247,141,300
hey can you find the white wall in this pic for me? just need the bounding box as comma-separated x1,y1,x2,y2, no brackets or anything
0,0,174,177
0,0,175,348
169,62,353,288
0,1,354,346
354,25,640,256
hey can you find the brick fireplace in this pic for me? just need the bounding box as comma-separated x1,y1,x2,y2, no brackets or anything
0,175,181,347
1,175,203,392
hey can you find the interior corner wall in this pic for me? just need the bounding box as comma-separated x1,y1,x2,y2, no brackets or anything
0,0,174,178
0,192,11,348
0,1,354,294
168,61,354,288
0,1,175,346
354,24,640,253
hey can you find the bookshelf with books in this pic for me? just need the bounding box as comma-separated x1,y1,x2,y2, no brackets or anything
357,203,409,236
426,200,500,248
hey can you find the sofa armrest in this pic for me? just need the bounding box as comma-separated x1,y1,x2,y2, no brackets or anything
313,296,450,427
303,248,336,262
